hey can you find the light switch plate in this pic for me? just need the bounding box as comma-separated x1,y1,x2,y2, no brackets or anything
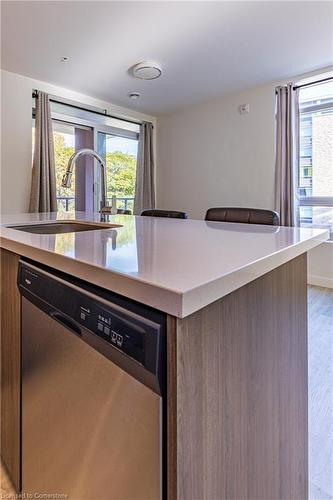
239,103,250,114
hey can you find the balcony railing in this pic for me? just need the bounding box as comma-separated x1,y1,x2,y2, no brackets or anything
109,197,134,212
57,196,75,212
56,196,134,213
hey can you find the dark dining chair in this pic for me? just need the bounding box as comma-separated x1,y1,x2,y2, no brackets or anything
205,207,280,226
141,209,188,219
117,209,131,215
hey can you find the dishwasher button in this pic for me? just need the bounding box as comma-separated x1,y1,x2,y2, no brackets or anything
97,322,104,332
80,312,86,321
104,326,110,337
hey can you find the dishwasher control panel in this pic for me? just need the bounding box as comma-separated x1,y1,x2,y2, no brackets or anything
18,262,164,377
76,299,146,366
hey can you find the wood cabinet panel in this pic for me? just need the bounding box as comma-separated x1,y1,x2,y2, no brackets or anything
0,249,21,492
167,315,177,500
168,254,308,500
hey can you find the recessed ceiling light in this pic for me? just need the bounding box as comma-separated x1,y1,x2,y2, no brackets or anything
128,91,141,99
132,62,162,80
60,56,70,63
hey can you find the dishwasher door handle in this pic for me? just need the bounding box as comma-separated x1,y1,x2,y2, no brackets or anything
50,311,82,336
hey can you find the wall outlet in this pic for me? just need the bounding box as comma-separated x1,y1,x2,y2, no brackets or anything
239,103,250,114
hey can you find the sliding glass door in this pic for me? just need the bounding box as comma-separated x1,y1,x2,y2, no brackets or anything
55,128,139,214
53,122,75,212
97,132,138,213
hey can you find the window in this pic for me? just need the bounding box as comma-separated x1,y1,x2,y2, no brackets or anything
53,122,75,212
32,98,139,213
298,80,333,239
97,132,138,214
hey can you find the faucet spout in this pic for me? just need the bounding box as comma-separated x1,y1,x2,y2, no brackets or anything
61,148,108,215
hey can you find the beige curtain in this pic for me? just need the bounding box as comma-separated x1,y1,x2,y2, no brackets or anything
133,121,155,215
274,83,300,226
29,91,57,212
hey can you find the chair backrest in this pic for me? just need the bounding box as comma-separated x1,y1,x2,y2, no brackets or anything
117,209,131,215
141,209,188,219
205,207,280,226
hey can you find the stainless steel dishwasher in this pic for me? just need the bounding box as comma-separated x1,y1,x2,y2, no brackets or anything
18,259,166,500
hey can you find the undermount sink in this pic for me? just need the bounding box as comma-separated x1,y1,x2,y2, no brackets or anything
7,220,122,234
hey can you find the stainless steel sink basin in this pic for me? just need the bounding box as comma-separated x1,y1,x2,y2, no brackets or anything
8,220,122,234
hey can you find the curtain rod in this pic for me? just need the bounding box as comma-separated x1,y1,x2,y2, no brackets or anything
275,76,333,94
293,75,333,91
32,90,146,127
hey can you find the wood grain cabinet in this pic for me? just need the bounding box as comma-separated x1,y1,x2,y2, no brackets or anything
167,253,308,500
0,248,21,492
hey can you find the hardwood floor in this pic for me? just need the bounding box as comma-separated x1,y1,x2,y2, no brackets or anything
308,286,333,500
1,285,332,499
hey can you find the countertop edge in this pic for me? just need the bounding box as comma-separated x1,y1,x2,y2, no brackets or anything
0,231,328,318
181,234,328,317
0,236,184,317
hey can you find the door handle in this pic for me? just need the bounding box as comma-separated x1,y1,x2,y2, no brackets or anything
50,311,82,336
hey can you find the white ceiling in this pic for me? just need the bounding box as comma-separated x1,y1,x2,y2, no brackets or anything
1,1,332,115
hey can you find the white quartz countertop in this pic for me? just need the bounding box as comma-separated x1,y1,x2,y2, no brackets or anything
0,212,329,317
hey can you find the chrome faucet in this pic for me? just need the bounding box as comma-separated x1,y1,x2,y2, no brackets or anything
61,148,110,219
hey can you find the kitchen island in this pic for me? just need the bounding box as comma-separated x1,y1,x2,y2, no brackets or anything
0,212,329,499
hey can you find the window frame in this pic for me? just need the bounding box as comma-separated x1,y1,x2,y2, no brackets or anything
297,87,333,238
51,111,139,142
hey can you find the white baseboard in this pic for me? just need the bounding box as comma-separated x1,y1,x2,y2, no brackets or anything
308,274,333,289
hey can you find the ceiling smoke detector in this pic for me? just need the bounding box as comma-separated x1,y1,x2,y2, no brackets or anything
128,91,141,100
132,61,162,80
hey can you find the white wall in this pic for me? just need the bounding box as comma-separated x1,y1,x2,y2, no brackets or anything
0,69,156,215
157,83,276,219
308,242,333,288
156,69,333,287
